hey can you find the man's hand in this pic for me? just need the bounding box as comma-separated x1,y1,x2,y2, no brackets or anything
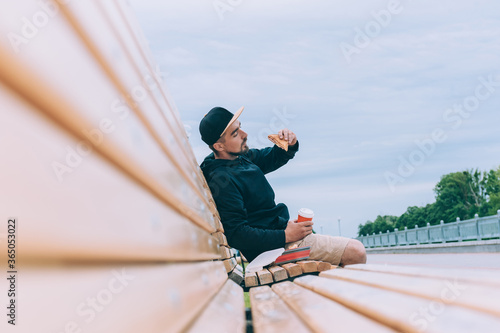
278,128,297,146
285,219,313,243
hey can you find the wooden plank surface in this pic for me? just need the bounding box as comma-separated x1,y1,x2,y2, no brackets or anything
321,267,500,317
212,232,228,246
268,266,288,282
272,282,396,333
57,0,212,209
0,261,227,333
250,286,310,333
295,275,500,333
219,246,233,260
187,280,245,333
0,1,216,232
0,88,219,263
92,0,222,223
257,269,274,285
245,272,259,288
223,257,238,273
346,263,500,288
229,266,245,285
281,263,302,277
317,262,334,272
215,218,225,233
94,0,201,171
298,260,318,273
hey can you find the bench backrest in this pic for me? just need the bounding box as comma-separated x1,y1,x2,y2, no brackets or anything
0,1,232,332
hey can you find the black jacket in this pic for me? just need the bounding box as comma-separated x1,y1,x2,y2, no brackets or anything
200,143,299,262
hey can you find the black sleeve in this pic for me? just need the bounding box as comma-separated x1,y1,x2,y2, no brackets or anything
208,175,286,252
246,141,299,174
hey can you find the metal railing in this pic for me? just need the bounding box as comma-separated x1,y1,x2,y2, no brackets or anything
358,211,500,248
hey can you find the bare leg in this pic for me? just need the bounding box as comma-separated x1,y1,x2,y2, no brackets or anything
339,239,367,266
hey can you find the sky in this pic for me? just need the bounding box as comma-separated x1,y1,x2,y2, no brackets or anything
129,0,500,238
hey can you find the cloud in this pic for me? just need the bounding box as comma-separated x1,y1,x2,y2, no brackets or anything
157,47,199,66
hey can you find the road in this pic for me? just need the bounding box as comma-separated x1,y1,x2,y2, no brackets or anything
367,253,500,270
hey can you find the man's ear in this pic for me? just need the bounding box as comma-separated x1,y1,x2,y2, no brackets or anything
212,142,225,153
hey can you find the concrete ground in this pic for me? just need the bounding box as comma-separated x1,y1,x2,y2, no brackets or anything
367,253,500,270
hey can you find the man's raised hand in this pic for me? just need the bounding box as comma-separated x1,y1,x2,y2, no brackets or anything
278,128,297,146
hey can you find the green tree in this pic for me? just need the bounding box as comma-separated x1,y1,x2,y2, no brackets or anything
433,170,486,222
375,215,397,233
357,222,373,237
396,204,440,230
357,166,500,237
484,166,500,215
357,215,397,236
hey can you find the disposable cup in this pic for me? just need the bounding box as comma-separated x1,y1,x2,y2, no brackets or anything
297,208,314,222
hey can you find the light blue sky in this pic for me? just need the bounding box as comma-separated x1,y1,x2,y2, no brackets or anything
130,0,500,238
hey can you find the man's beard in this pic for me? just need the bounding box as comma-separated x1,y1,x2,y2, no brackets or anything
228,140,249,157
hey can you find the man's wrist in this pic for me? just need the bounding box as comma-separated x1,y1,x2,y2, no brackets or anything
289,141,299,151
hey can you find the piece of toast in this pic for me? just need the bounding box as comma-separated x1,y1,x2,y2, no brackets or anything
268,134,289,151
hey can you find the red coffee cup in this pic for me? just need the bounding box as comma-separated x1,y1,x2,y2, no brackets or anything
297,208,314,222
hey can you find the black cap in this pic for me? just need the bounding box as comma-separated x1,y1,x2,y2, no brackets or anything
199,106,244,145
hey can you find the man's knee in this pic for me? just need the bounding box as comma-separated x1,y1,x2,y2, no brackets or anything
340,239,367,266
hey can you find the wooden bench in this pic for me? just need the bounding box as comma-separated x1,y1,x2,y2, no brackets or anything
0,1,245,332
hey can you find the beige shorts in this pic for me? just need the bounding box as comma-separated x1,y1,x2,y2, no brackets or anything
285,234,350,266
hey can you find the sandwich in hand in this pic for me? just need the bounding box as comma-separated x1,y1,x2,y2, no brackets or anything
268,134,289,151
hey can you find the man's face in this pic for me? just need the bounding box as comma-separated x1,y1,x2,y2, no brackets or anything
221,120,249,156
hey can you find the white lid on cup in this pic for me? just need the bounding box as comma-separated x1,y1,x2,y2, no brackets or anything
298,208,314,218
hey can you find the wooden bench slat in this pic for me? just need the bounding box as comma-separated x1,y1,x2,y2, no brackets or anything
219,246,233,260
317,262,334,272
215,218,225,233
272,282,396,332
268,266,288,282
256,269,274,285
296,275,500,333
229,265,245,285
321,267,500,317
223,257,238,273
245,271,259,288
281,263,302,277
346,263,500,288
7,261,226,333
187,280,245,333
298,260,319,273
212,231,228,246
250,286,310,333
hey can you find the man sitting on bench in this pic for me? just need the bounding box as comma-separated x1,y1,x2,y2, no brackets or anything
199,106,366,266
